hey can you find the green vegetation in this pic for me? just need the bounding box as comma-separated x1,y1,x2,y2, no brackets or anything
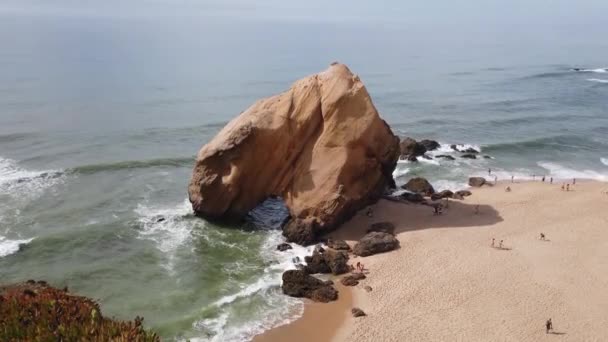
0,280,160,342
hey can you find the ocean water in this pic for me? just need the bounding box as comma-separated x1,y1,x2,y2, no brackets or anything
1,2,608,341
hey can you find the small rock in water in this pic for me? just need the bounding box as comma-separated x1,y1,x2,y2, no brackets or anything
351,308,366,317
461,153,477,159
156,217,166,223
483,155,492,159
277,243,293,252
436,155,455,161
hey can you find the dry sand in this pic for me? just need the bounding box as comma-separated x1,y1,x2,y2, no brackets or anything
258,180,608,342
333,180,608,342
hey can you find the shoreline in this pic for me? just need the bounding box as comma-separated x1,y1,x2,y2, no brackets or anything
255,179,608,341
252,282,356,342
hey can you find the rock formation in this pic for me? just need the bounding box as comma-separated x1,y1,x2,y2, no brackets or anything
282,270,338,302
341,273,366,286
469,177,486,187
188,64,400,245
401,177,436,196
353,231,400,256
304,246,350,275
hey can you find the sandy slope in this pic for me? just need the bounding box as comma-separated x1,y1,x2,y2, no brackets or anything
330,181,608,342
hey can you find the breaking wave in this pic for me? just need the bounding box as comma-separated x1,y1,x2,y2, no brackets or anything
0,236,33,258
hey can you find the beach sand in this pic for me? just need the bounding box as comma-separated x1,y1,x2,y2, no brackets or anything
252,282,355,342
258,180,608,341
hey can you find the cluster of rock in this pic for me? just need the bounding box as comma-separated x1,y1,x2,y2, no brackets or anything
398,176,473,204
279,223,399,302
398,137,491,161
188,63,400,246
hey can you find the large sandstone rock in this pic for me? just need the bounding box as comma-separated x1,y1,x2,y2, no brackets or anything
401,177,435,196
282,270,338,302
353,232,400,257
189,64,400,245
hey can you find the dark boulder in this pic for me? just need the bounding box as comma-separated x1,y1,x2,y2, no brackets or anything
430,190,454,201
401,177,435,196
367,221,396,235
455,190,472,197
406,155,418,162
351,308,366,317
323,248,350,275
436,155,455,161
353,232,400,257
341,273,366,286
304,246,331,274
419,139,440,151
400,137,426,158
326,239,350,251
463,147,479,154
450,144,460,152
399,191,425,203
468,177,486,187
282,270,338,302
277,243,293,252
461,154,477,159
420,154,432,160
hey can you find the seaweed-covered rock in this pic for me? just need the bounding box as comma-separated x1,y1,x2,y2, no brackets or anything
282,270,338,303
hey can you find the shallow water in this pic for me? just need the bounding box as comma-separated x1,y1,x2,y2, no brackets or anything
1,3,607,341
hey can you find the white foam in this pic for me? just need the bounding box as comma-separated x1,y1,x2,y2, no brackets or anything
190,230,313,342
538,162,607,181
0,236,33,258
0,157,64,199
581,68,607,73
431,179,469,192
602,158,608,166
418,158,440,166
392,165,410,179
134,199,194,272
587,78,608,83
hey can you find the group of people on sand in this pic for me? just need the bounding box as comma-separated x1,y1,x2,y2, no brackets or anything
490,238,505,249
561,179,576,191
355,262,365,273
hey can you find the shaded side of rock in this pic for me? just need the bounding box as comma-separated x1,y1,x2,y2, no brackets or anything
353,232,400,257
304,246,331,274
436,155,455,161
461,153,477,159
367,221,395,235
468,177,486,187
401,177,435,196
399,191,425,203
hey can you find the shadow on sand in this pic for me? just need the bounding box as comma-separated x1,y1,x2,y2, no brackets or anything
328,198,504,242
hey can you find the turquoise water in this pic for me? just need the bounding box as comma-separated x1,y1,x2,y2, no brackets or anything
1,2,608,341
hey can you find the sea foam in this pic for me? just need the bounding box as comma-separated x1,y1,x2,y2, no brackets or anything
538,162,607,181
0,236,33,258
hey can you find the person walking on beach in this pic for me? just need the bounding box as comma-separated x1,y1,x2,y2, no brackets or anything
533,174,536,181
561,184,565,191
494,175,498,184
550,177,553,184
491,238,495,247
499,240,503,249
545,318,553,334
566,184,570,191
474,205,480,215
511,175,514,183
542,176,545,182
573,178,576,185
488,168,492,176
540,233,545,240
